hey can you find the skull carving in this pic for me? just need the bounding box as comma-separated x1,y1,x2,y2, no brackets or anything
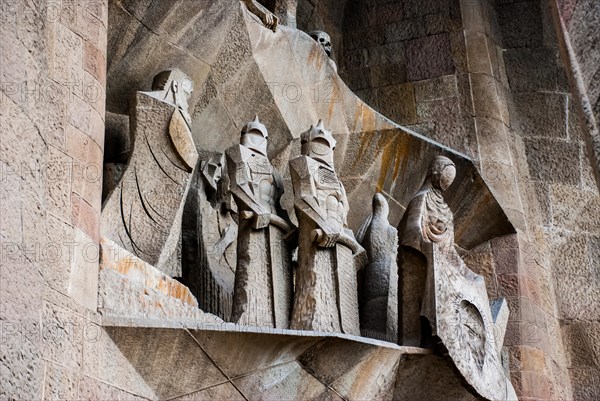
309,30,332,57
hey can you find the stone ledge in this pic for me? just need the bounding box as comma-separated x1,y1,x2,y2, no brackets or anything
101,314,431,353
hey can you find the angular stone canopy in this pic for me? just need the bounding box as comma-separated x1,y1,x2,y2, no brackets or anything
107,1,514,252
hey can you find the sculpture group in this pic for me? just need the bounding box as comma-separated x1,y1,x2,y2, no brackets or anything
101,67,515,400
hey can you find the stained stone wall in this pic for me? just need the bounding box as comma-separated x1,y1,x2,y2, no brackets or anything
1,0,108,398
337,0,599,400
339,0,479,157
553,1,600,398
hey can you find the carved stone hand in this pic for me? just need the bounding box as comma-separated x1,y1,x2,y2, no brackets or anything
312,224,341,248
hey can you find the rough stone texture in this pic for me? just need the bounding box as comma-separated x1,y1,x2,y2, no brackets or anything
511,92,568,139
405,34,455,82
1,0,106,398
3,0,600,399
564,0,600,128
503,47,567,93
524,138,581,185
340,0,465,155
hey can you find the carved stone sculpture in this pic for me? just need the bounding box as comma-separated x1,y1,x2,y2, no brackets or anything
289,121,366,336
398,156,516,401
225,116,293,328
309,31,332,57
182,153,237,320
309,30,337,71
356,193,399,343
101,69,198,276
242,0,279,31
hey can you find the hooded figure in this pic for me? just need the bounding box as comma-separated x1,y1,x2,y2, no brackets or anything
398,156,516,400
357,193,399,342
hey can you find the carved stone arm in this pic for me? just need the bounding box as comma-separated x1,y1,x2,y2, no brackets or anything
239,210,293,233
241,0,279,31
312,228,365,257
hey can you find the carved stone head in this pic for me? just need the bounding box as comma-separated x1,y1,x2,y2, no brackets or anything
201,153,225,193
428,156,456,191
240,115,269,156
301,120,336,169
151,69,194,125
309,30,332,57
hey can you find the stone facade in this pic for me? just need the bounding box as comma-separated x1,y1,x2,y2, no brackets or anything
1,1,599,400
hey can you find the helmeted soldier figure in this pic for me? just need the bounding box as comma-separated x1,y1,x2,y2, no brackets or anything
225,116,293,328
289,120,365,335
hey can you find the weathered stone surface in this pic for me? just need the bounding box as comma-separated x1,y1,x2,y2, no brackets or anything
377,83,417,125
98,237,222,322
1,1,108,397
463,240,499,299
503,48,565,92
562,321,600,369
78,376,151,401
234,361,328,399
67,228,100,310
524,139,581,185
470,73,503,122
511,92,567,139
43,362,79,401
497,1,543,49
330,347,401,400
475,117,512,165
190,330,318,379
42,301,84,371
550,185,600,233
169,382,242,401
414,75,458,103
393,355,479,401
81,326,156,398
465,31,492,75
108,328,229,400
0,326,44,400
567,0,600,105
406,34,455,81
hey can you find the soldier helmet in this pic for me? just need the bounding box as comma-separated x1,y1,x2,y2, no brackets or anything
300,120,336,149
241,115,268,138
